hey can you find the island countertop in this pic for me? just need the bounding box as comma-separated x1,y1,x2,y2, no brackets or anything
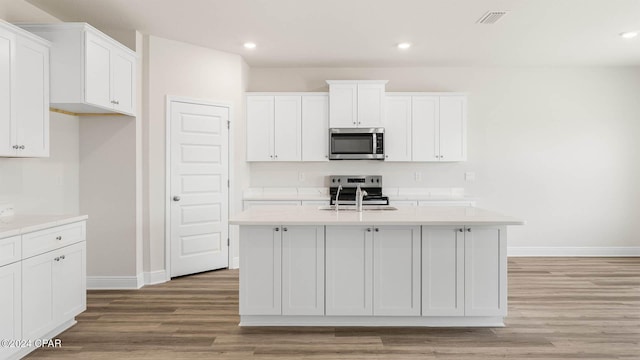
229,206,524,226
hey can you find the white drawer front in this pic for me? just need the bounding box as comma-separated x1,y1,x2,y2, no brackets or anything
0,235,21,267
22,222,86,259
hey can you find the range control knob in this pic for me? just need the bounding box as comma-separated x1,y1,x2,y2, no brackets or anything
376,179,380,183
332,179,335,183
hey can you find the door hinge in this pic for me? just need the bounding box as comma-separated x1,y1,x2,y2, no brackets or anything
227,179,230,188
227,120,230,129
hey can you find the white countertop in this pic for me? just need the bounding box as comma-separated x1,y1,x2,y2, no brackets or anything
0,214,89,238
229,206,524,226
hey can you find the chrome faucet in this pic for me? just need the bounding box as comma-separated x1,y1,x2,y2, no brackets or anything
355,184,368,212
334,184,342,212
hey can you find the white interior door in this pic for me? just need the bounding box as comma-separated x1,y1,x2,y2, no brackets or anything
170,100,229,277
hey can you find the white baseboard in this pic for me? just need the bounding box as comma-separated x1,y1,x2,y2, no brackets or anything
508,246,640,257
87,275,143,290
231,256,239,269
144,270,169,285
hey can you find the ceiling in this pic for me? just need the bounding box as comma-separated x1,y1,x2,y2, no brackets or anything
25,0,640,67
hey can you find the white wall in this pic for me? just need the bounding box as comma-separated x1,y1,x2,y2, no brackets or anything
248,67,640,249
79,115,138,277
143,35,249,275
0,112,80,214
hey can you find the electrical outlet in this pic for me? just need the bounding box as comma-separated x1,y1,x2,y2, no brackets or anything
414,172,422,182
298,172,305,182
465,172,476,182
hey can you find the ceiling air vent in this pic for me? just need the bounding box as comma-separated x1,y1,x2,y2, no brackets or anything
477,11,508,24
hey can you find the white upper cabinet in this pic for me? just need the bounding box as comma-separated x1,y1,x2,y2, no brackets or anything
274,96,302,161
385,93,467,162
384,95,412,161
246,93,323,162
438,96,467,161
327,80,386,128
412,95,439,161
0,21,50,158
19,23,136,116
301,95,329,161
246,95,302,161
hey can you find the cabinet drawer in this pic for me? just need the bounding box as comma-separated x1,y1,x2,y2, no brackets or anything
22,222,86,259
0,235,21,267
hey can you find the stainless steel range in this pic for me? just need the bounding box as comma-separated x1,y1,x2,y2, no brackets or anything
329,175,389,206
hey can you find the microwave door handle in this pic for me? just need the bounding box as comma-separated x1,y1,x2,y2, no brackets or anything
372,133,377,154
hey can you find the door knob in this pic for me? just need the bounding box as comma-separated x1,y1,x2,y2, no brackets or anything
173,196,181,201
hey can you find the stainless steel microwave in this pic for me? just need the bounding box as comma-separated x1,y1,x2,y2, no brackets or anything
329,128,385,160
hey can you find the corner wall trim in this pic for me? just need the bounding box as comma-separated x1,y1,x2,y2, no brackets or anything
144,270,169,286
231,256,240,269
507,246,640,257
87,276,143,290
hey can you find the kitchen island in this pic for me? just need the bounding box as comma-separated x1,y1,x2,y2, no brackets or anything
230,206,524,327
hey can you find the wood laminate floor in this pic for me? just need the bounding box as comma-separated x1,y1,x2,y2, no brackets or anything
27,258,639,360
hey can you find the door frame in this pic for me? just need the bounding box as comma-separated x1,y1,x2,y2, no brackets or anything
164,95,233,279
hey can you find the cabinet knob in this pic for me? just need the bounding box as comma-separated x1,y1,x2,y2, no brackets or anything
19,145,25,150
12,145,18,149
274,227,280,232
270,155,273,159
458,228,464,232
56,236,62,240
283,227,288,232
467,228,471,232
274,155,278,159
61,255,66,260
173,196,181,202
54,257,60,262
115,100,119,105
367,228,372,232
374,228,379,232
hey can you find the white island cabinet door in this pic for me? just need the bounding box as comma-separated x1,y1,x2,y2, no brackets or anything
0,262,21,359
373,226,421,316
274,96,301,161
246,96,274,161
326,226,373,316
282,226,325,315
239,226,282,315
464,226,507,316
301,95,329,161
412,96,439,161
422,227,464,316
384,96,412,161
439,96,467,162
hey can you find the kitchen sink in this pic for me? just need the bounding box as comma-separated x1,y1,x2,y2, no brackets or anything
317,205,398,211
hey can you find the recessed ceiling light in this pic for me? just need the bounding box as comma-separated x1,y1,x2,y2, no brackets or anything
397,42,411,50
620,31,638,39
244,42,256,49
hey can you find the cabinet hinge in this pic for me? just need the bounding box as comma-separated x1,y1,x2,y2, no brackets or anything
227,120,230,129
227,179,230,188
227,238,230,246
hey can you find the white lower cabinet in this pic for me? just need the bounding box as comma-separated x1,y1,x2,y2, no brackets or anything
240,225,324,316
0,220,86,359
282,226,324,315
422,227,464,316
239,226,282,315
22,241,86,340
325,225,420,316
373,226,421,316
239,223,508,325
464,226,507,316
0,262,21,359
325,226,373,316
